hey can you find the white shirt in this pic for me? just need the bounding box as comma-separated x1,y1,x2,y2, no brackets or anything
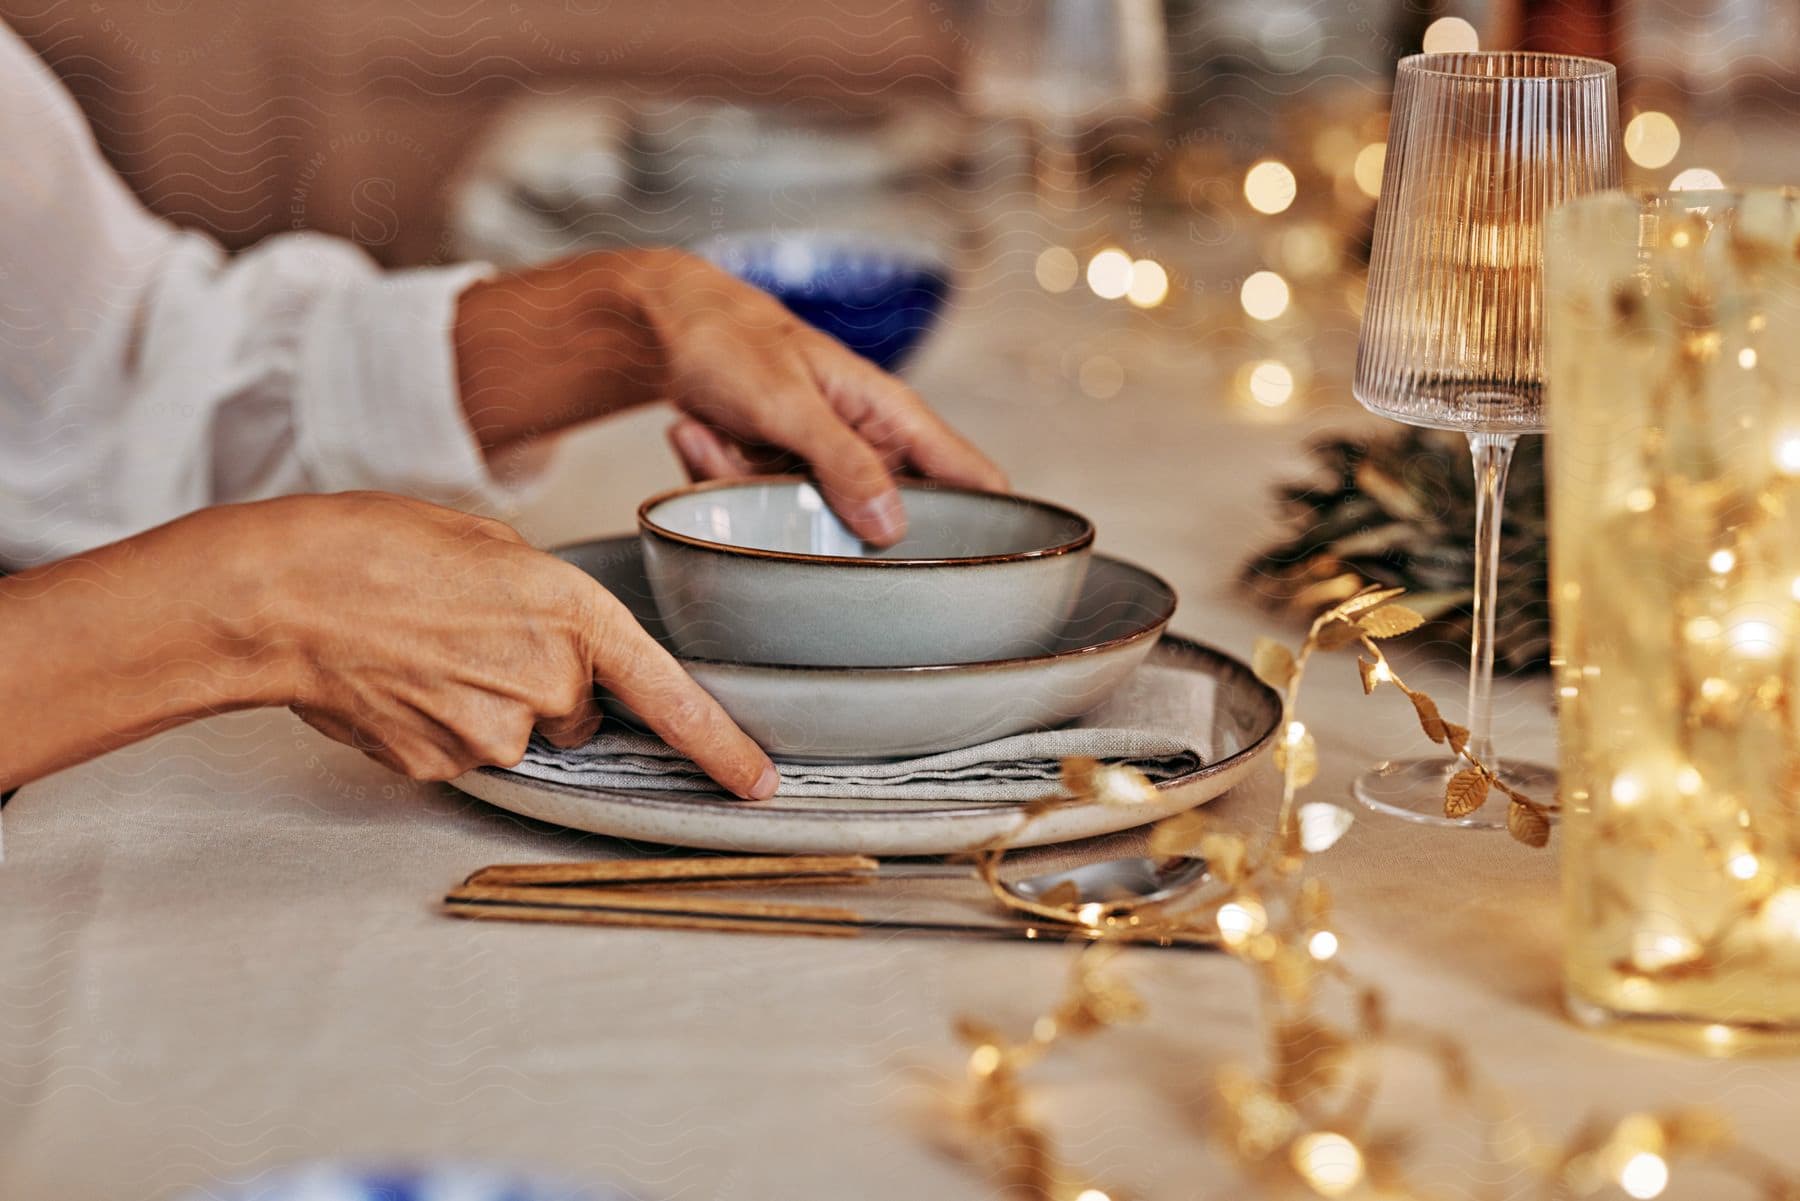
0,21,525,569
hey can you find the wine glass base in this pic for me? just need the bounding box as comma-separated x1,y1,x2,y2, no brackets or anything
1351,757,1557,830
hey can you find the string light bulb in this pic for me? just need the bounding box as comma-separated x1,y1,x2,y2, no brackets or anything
1421,16,1479,53
1352,143,1386,198
1245,360,1296,408
1624,112,1681,169
1035,246,1078,293
1240,270,1291,321
1215,900,1267,947
1619,1151,1670,1200
1671,167,1724,192
1086,249,1134,299
1126,259,1170,308
1244,161,1297,214
1291,1131,1365,1197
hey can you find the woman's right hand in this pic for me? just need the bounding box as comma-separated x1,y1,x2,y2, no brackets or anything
216,492,778,797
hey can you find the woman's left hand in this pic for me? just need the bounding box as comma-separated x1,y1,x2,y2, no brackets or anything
454,249,1005,546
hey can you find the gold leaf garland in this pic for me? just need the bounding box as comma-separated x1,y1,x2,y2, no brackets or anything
931,587,1800,1200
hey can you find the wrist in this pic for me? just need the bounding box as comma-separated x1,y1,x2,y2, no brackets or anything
453,250,673,453
150,501,310,710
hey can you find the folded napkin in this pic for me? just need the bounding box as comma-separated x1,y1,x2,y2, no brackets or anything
506,663,1219,802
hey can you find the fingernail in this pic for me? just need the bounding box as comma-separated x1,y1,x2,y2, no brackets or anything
749,764,780,800
857,490,906,545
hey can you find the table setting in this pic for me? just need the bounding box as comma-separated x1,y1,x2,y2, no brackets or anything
9,15,1800,1201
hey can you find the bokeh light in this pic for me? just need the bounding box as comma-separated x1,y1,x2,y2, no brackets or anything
1034,246,1079,293
1086,248,1134,299
1352,143,1387,198
1291,1132,1364,1197
1311,125,1359,174
1126,259,1170,308
1244,360,1296,408
1422,16,1480,53
1078,354,1124,399
1670,167,1724,192
1624,112,1681,169
1618,1151,1669,1200
1244,160,1297,214
1278,222,1337,276
1776,433,1800,473
1240,270,1291,321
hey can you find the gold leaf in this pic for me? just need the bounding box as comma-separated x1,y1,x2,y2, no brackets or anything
1444,722,1471,756
1086,761,1159,807
1444,769,1490,819
1357,988,1387,1037
1296,877,1332,928
1065,966,1147,1031
954,1015,1009,1050
1270,1017,1347,1102
1315,619,1362,651
1036,881,1081,910
1199,832,1249,884
1358,604,1427,639
1331,585,1408,620
1658,1107,1734,1154
1507,801,1552,848
1297,802,1355,853
1274,730,1319,788
1252,638,1297,691
1410,691,1448,743
1061,755,1100,799
1356,657,1382,695
1147,810,1209,858
1267,945,1319,1006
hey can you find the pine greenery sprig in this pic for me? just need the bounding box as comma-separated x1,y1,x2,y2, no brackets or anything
1240,427,1550,670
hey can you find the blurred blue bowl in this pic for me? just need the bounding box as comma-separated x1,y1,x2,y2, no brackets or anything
697,232,953,372
181,1161,633,1201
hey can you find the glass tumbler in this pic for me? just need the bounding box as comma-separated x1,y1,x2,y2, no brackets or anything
1547,188,1800,1051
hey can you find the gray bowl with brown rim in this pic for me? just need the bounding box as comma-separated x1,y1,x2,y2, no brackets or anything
637,476,1095,667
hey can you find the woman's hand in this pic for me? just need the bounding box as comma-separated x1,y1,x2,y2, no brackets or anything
246,493,777,794
0,493,778,798
453,249,1005,545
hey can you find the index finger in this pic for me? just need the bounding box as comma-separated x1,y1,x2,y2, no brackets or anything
805,340,1008,492
584,589,778,800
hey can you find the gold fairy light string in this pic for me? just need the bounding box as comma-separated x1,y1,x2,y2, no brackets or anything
930,587,1800,1200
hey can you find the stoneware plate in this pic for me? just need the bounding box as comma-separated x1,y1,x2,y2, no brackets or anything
569,535,1172,761
453,538,1281,855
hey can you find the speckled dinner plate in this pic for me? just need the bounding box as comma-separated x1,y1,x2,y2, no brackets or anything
453,540,1281,854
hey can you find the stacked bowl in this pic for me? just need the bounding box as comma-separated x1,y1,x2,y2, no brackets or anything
563,477,1177,762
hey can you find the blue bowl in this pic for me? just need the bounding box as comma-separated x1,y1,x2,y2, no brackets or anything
698,232,952,372
180,1161,631,1201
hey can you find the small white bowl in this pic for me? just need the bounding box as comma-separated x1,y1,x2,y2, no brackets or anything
638,477,1094,667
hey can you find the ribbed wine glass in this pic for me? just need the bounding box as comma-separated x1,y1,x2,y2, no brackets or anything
1352,51,1620,828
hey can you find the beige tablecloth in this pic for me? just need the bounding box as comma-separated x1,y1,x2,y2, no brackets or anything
5,220,1798,1201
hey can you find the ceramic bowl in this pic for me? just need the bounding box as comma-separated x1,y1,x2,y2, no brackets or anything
695,231,952,370
563,535,1172,761
638,477,1094,668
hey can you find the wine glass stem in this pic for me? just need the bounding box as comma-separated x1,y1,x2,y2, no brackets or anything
1466,431,1519,772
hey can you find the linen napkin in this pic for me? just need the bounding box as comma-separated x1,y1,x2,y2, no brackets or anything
505,662,1219,802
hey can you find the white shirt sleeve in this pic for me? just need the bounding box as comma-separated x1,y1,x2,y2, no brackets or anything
0,20,539,569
